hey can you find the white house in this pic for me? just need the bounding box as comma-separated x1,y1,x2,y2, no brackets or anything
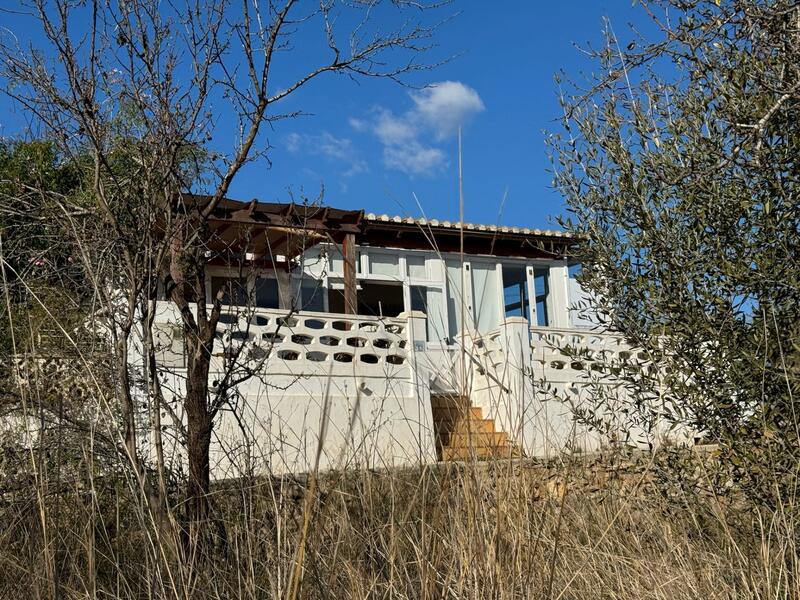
147,198,675,477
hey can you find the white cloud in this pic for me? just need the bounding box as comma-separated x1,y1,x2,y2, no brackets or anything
284,131,367,177
348,117,368,132
286,132,302,153
410,81,485,140
373,109,417,146
350,81,484,176
384,141,447,176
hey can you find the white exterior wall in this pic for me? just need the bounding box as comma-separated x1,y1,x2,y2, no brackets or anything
149,301,436,476
142,244,692,478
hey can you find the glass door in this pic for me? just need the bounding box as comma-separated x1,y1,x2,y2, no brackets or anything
501,264,529,321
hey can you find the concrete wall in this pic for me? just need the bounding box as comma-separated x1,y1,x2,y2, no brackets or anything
144,300,693,478
148,302,437,477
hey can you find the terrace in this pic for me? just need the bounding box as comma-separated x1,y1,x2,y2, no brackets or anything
145,197,637,472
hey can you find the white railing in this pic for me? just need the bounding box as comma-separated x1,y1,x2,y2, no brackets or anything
216,308,409,368
438,322,638,394
450,328,511,393
469,328,507,372
529,326,642,379
151,302,411,374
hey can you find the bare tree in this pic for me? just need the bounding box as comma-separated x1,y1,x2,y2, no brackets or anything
0,0,444,550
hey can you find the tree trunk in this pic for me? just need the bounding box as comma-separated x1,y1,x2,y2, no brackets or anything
185,351,212,524
168,221,217,542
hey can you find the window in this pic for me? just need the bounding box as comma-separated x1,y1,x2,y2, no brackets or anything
472,262,500,333
410,285,447,342
567,263,597,328
328,246,360,273
358,281,404,317
299,278,325,312
329,247,344,273
254,277,279,309
502,265,529,320
327,287,346,314
533,268,550,326
410,285,426,313
210,276,248,306
445,259,465,341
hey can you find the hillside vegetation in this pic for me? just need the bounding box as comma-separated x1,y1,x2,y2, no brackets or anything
1,449,798,599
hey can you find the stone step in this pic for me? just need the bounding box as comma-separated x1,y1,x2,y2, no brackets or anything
450,418,495,435
430,394,470,409
431,406,484,421
441,444,523,461
432,394,525,463
446,431,509,448
433,419,496,444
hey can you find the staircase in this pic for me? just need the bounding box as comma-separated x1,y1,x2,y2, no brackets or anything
431,394,523,461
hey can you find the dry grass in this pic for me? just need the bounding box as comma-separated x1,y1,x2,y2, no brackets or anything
1,451,798,600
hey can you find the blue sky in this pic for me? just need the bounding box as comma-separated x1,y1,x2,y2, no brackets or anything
0,1,652,230
237,2,651,229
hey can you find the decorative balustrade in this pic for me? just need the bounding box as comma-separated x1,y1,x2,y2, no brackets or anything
469,329,507,373
445,323,640,388
404,324,638,373
152,303,410,374
218,308,409,369
529,326,644,377
150,299,642,387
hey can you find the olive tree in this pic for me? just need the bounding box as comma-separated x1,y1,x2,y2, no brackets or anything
550,0,800,505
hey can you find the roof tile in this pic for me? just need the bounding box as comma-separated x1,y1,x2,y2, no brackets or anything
360,212,574,239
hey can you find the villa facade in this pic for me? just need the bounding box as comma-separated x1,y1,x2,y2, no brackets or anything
146,199,670,477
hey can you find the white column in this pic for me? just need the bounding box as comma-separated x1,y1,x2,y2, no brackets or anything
462,261,474,331
496,316,534,451
494,261,505,323
402,310,436,462
549,261,571,328
526,265,537,326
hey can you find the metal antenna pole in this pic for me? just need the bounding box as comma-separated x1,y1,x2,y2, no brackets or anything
458,127,466,401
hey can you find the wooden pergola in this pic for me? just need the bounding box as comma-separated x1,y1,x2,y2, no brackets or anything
184,195,363,314
179,195,579,315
